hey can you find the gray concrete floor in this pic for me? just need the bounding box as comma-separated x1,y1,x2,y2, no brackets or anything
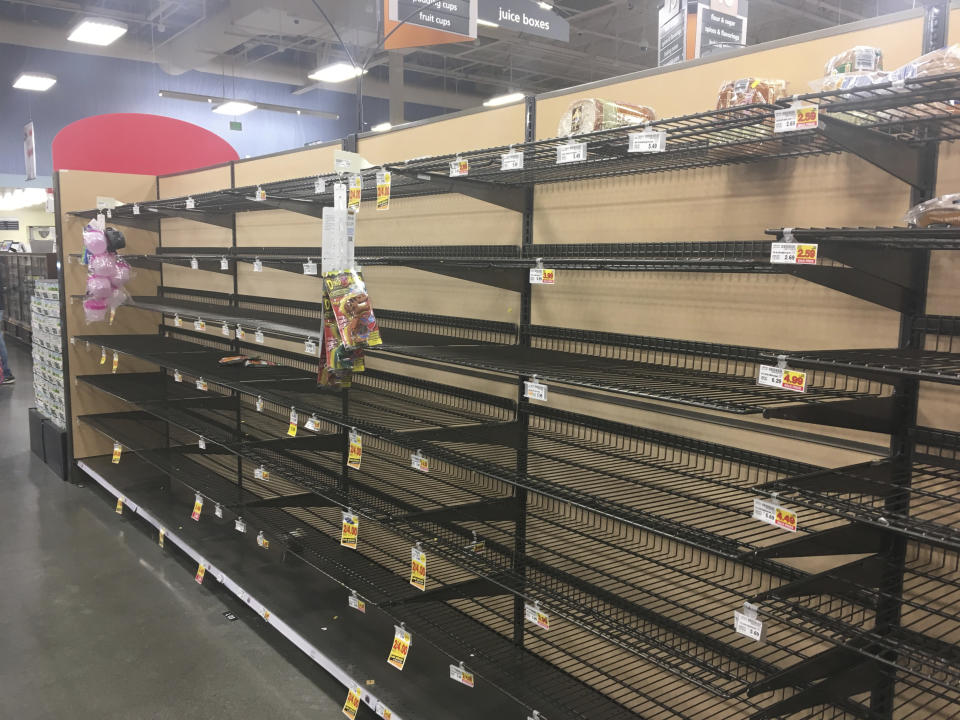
0,340,348,719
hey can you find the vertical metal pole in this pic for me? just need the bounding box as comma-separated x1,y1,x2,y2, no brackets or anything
52,172,78,482
871,3,947,716
339,136,357,495
513,96,536,648
230,162,244,492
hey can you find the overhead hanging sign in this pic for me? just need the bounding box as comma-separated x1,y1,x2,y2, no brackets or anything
24,121,37,181
477,0,570,42
658,0,688,67
695,0,748,59
384,0,477,50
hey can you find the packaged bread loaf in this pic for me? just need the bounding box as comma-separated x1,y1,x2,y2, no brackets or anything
906,194,960,227
557,98,656,137
891,44,960,81
825,46,883,75
816,71,889,92
716,78,787,109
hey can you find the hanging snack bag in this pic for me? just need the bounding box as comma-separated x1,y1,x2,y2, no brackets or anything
322,269,382,349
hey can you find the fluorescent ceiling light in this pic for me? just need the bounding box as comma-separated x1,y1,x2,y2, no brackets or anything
483,92,525,107
13,72,56,91
68,17,128,46
371,122,392,132
308,62,365,83
477,18,499,27
213,101,257,116
0,188,47,211
538,2,553,9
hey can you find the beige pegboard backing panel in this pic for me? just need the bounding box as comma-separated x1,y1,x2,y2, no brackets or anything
234,144,338,185
59,169,159,459
535,12,924,138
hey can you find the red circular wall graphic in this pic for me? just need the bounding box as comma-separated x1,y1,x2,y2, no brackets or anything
52,113,238,175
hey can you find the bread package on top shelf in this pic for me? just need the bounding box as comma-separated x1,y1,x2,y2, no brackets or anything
825,46,883,75
905,194,960,227
716,78,787,109
890,43,960,81
557,98,656,137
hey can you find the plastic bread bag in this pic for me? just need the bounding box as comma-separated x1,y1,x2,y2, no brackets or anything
824,46,883,76
557,98,656,137
716,78,787,109
905,193,960,227
322,268,382,349
890,44,960,82
811,71,889,92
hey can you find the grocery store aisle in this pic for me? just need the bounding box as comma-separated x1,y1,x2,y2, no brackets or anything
0,341,348,720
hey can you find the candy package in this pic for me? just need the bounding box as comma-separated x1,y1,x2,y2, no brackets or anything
905,193,960,227
322,269,382,349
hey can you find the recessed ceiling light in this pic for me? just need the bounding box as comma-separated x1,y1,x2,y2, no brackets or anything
483,91,525,107
371,122,392,132
68,17,128,46
308,62,365,83
538,2,553,9
477,18,499,27
12,72,56,91
213,101,257,115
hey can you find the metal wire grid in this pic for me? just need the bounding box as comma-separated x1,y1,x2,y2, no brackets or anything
129,295,324,338
80,403,864,720
764,227,960,250
766,348,960,385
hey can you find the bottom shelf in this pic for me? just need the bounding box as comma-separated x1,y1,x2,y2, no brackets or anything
78,453,635,720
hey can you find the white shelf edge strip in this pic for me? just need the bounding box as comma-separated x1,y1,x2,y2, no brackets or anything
78,460,400,720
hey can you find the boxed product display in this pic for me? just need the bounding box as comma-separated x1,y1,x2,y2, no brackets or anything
557,98,656,137
30,279,66,429
716,78,787,109
905,193,960,227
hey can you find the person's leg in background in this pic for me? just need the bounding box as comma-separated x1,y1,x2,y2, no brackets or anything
0,311,14,384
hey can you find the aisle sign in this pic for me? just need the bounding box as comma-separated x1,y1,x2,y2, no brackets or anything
115,497,124,514
112,442,122,464
658,0,688,67
529,267,556,284
191,494,204,521
387,626,412,671
501,150,524,171
556,141,587,164
348,174,363,210
195,562,206,584
410,546,427,591
628,130,668,153
450,663,475,688
757,364,807,393
695,3,748,60
342,686,362,720
769,242,818,264
524,602,550,630
774,104,819,133
376,170,391,211
341,511,359,549
752,497,798,532
449,157,469,177
348,430,363,469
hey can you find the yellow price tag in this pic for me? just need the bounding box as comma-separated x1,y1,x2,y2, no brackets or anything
111,352,118,374
342,686,362,720
195,563,206,584
387,627,412,671
795,244,818,264
781,369,807,392
376,170,391,211
348,174,363,209
287,409,298,437
341,511,359,550
100,347,106,365
158,528,165,548
410,546,427,592
191,496,203,521
347,430,362,469
115,497,123,514
112,442,122,464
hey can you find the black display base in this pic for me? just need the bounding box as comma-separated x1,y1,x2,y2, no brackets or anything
42,420,68,480
28,407,44,460
77,455,524,720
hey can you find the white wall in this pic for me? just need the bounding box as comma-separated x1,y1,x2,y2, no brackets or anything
0,205,56,250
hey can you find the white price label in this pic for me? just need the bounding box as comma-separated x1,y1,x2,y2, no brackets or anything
196,378,207,391
304,339,317,355
734,610,766,641
173,314,182,328
190,257,199,270
214,503,223,518
529,268,556,284
449,158,469,177
235,518,247,533
185,197,195,209
255,396,264,412
348,593,366,613
254,186,266,201
194,319,206,331
757,364,807,393
253,259,263,272
628,130,667,153
314,177,325,195
769,242,818,265
173,369,182,383
304,415,318,432
450,664,475,688
557,142,587,164
501,151,524,171
303,260,318,275
753,497,799,532
524,380,548,402
410,452,429,473
220,257,229,270
255,329,264,344
221,323,231,337
235,325,245,340
524,602,550,630
774,104,819,133
132,204,140,215
198,436,206,450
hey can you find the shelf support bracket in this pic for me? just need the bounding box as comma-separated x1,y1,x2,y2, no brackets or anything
240,194,325,219
748,642,873,696
819,115,929,192
748,658,881,719
147,208,235,229
69,211,160,233
242,434,342,452
788,266,910,312
398,265,527,292
756,555,887,601
392,170,531,213
763,396,900,433
382,575,513,606
398,497,523,524
756,457,902,497
743,523,890,560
